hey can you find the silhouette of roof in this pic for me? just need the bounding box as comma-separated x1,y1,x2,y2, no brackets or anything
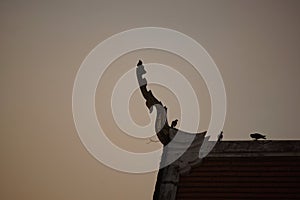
154,140,300,200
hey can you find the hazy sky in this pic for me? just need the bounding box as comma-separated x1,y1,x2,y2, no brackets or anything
1,0,300,199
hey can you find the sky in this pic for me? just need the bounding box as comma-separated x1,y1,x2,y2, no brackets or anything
1,0,300,199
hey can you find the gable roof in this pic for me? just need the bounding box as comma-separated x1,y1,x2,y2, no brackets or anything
154,140,300,200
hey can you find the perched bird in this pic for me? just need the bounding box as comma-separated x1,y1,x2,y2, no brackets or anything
218,131,223,142
137,60,143,66
250,133,266,140
163,106,168,112
171,119,178,128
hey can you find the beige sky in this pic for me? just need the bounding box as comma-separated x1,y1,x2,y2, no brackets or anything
1,0,300,199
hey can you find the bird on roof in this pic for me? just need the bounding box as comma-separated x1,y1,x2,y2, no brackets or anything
163,106,168,113
171,119,178,128
218,131,223,142
137,60,143,66
250,133,266,140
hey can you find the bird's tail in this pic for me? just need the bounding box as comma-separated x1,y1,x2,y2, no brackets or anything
262,135,266,139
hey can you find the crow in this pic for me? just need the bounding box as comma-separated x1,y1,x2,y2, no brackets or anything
218,131,223,142
250,133,266,140
171,119,178,128
137,60,143,66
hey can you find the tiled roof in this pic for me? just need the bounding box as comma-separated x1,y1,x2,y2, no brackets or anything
154,140,300,200
177,156,300,199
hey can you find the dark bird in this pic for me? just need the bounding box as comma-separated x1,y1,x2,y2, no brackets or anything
218,131,223,142
250,133,266,140
137,60,143,66
163,106,168,112
171,119,178,128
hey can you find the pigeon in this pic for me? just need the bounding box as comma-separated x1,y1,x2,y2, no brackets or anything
171,119,178,128
137,60,143,66
250,133,266,140
218,131,223,142
163,106,168,112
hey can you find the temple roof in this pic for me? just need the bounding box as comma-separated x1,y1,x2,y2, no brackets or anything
154,140,300,200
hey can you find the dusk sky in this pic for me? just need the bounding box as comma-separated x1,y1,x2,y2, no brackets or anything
1,0,300,199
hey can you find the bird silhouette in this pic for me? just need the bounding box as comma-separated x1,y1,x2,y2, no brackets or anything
137,60,143,66
250,133,266,140
163,106,168,112
171,119,178,128
218,131,223,142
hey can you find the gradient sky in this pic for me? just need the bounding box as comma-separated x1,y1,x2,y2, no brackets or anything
1,0,300,199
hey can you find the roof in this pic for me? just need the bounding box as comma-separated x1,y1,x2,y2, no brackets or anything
209,140,300,157
154,140,300,200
